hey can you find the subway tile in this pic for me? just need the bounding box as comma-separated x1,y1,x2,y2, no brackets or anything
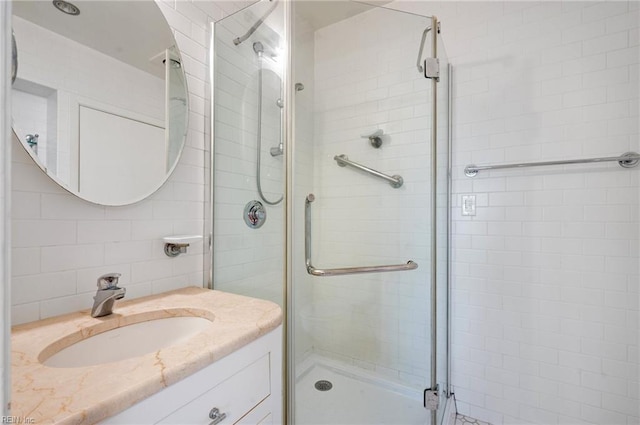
563,21,606,45
40,292,96,320
12,220,76,248
12,191,41,219
12,247,41,277
606,10,640,34
607,46,640,68
41,244,104,273
583,32,629,56
11,302,40,326
131,259,174,283
12,271,77,305
602,393,640,418
584,66,629,88
41,193,105,220
77,220,131,244
540,363,581,385
562,54,607,77
581,339,629,363
582,2,629,24
558,382,603,408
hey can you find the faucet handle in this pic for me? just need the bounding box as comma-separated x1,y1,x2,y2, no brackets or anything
97,273,121,289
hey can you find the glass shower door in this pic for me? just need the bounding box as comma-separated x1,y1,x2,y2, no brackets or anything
290,3,448,424
212,0,286,306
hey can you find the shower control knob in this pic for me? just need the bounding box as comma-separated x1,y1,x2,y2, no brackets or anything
244,200,266,229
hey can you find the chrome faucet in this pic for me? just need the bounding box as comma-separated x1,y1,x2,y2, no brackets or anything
91,273,126,318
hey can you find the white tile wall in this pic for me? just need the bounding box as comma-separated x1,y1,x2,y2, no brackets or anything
393,1,639,423
10,0,252,325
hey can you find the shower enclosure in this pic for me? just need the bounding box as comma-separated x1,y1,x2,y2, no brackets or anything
211,1,451,423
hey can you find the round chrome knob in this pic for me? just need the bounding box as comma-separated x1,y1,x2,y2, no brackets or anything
243,200,266,229
208,407,227,425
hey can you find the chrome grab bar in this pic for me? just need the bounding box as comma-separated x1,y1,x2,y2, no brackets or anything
465,151,640,177
334,154,403,188
305,193,418,277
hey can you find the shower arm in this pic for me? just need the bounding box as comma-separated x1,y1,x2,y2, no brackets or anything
233,0,279,46
304,194,418,277
416,26,432,73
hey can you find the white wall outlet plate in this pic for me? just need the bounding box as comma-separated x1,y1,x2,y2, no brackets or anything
461,195,476,216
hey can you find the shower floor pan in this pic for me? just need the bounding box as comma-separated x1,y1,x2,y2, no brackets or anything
295,355,431,425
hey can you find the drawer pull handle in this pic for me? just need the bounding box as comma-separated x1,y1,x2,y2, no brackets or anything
209,407,227,425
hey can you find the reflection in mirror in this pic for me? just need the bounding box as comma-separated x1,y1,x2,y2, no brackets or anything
11,0,188,205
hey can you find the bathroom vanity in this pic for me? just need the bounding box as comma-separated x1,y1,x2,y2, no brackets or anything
104,327,281,424
11,287,283,424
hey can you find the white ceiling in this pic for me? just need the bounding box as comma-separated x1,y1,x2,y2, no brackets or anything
294,0,393,30
12,0,399,78
13,0,174,78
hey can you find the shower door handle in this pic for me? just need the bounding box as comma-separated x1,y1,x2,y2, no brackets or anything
416,26,431,73
305,194,418,277
307,261,418,277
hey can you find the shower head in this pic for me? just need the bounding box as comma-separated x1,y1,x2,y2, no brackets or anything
253,41,278,59
253,41,265,55
253,41,280,63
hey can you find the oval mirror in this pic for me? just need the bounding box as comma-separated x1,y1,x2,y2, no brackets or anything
11,0,188,206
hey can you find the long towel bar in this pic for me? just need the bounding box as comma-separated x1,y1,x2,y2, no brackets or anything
305,194,418,276
464,151,640,177
334,154,403,188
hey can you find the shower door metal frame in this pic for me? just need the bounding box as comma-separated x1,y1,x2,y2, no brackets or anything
429,16,439,409
283,0,294,423
207,20,215,292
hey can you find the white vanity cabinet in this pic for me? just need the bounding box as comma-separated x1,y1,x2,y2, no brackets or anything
103,326,282,425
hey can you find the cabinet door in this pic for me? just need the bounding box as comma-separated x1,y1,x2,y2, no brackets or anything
158,354,270,424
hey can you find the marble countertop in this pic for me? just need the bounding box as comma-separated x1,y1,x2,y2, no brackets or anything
11,287,283,425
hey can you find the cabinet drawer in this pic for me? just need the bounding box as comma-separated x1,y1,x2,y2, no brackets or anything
158,353,270,424
241,412,272,425
236,403,272,425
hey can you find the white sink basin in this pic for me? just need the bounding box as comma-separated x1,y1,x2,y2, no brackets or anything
43,316,213,368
